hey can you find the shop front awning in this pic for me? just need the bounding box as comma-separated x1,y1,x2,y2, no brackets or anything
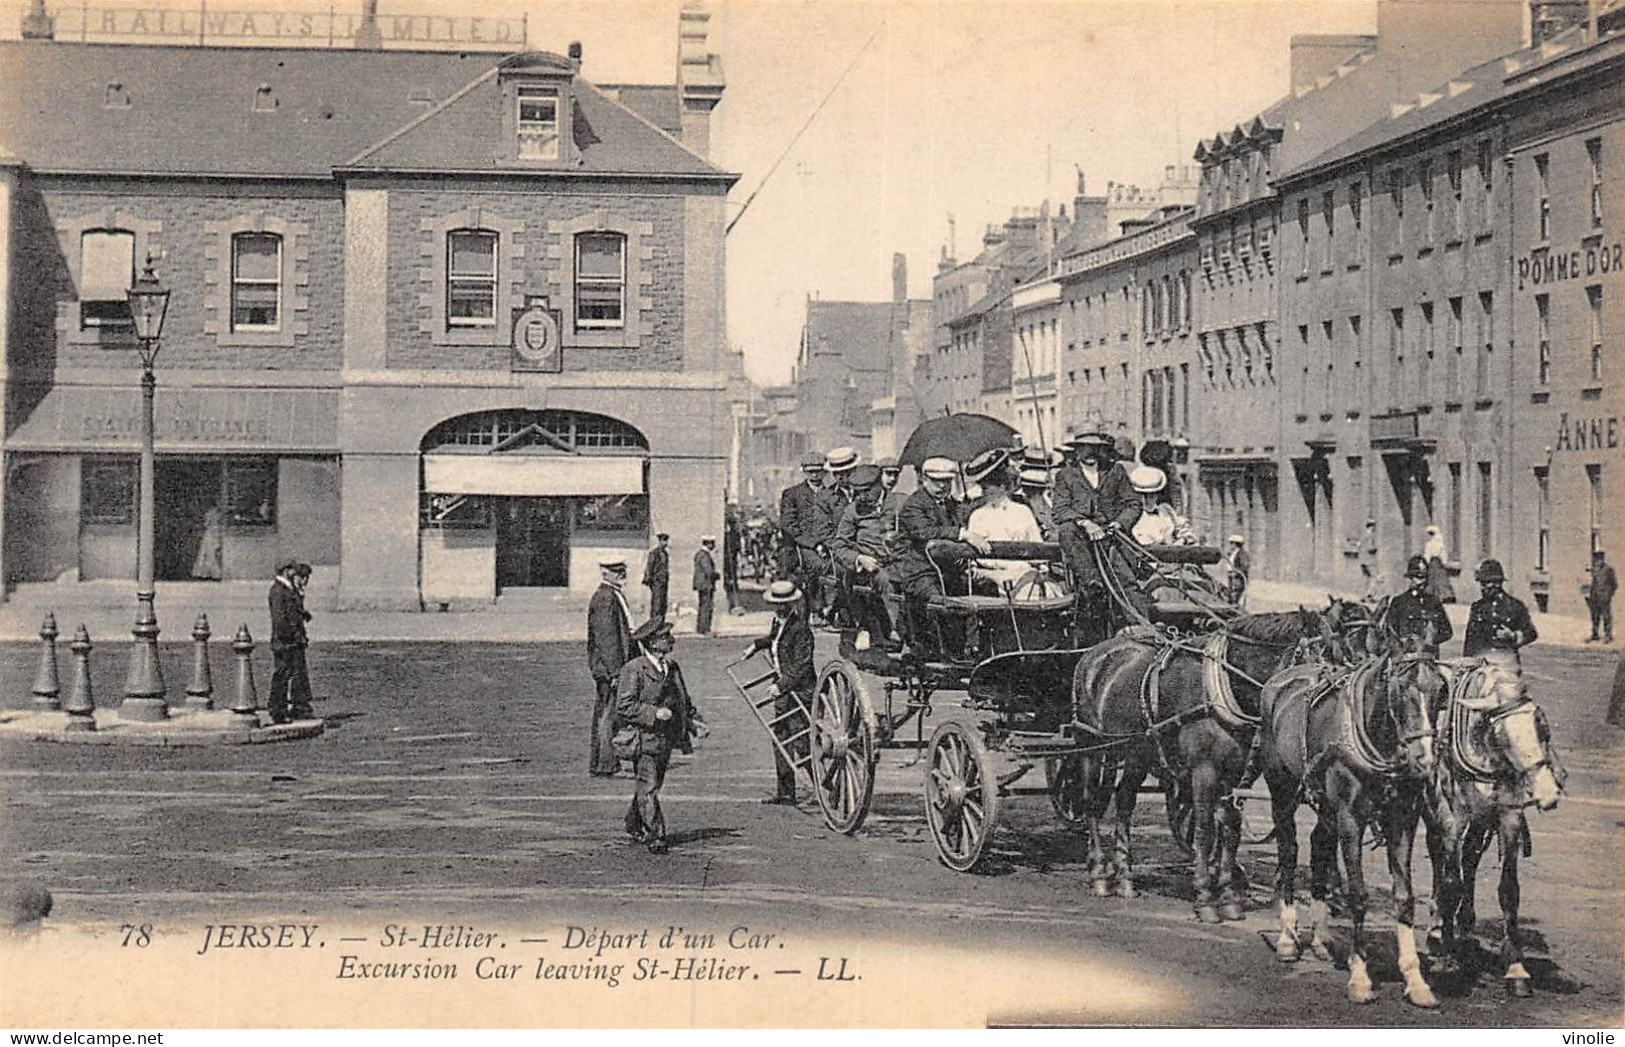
423,453,645,496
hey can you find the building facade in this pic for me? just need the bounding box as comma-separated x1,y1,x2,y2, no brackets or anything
1,17,737,607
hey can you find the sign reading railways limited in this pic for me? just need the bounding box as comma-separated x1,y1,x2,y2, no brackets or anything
4,386,339,451
1517,238,1624,290
46,6,527,49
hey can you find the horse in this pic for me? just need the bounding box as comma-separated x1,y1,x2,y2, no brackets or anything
1425,653,1565,996
1068,607,1326,920
1257,625,1446,1007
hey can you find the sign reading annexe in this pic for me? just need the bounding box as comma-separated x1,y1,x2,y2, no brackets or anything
47,6,527,49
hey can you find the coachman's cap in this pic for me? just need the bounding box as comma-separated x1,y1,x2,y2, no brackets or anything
1475,558,1506,583
965,447,1012,484
1018,467,1052,489
876,457,900,471
1068,430,1114,449
599,557,628,573
920,457,958,481
825,446,860,472
631,618,674,646
1127,465,1167,494
1406,555,1428,580
800,452,826,469
848,464,882,489
764,580,803,604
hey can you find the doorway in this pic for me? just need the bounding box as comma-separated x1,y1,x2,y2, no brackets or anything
494,497,570,589
155,459,221,581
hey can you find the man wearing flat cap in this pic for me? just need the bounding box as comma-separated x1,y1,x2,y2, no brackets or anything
830,464,896,649
617,619,706,853
1052,430,1139,643
875,457,905,535
778,452,828,618
742,580,814,804
893,456,991,651
267,559,314,725
693,536,721,636
587,557,634,776
642,532,670,620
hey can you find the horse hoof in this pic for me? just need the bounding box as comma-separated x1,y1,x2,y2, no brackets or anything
1406,985,1440,1010
1115,881,1138,900
1196,905,1222,924
1219,901,1245,922
1092,880,1112,898
1506,978,1532,999
1346,984,1377,1005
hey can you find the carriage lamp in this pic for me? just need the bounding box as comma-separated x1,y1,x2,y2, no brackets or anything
120,261,172,721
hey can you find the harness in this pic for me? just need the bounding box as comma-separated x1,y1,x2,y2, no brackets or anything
1438,659,1563,807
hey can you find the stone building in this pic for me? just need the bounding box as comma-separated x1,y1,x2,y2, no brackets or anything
0,12,737,607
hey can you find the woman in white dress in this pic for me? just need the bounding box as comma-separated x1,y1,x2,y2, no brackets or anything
965,450,1042,592
1128,466,1194,547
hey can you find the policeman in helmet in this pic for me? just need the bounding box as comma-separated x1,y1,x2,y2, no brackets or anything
1383,553,1454,656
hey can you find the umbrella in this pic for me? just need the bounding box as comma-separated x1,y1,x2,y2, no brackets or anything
898,413,1019,469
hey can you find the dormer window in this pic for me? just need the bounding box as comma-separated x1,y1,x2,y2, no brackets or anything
104,83,130,109
253,84,277,113
516,85,560,160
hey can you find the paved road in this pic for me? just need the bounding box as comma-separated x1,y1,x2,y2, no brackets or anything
0,635,1619,1028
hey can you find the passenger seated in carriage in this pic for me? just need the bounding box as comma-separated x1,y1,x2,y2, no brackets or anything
830,464,898,651
1127,465,1194,547
964,448,1046,596
890,456,990,654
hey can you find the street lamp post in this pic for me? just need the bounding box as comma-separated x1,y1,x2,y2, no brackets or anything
121,262,171,722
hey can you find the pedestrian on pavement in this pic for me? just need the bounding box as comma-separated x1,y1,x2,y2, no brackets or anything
1423,524,1456,603
1224,535,1251,608
693,536,720,635
1383,554,1453,656
587,557,633,777
267,560,314,725
741,580,814,805
616,618,707,853
1585,550,1617,644
723,508,746,616
642,533,670,620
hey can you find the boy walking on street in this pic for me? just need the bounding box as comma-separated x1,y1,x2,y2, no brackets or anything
617,619,707,853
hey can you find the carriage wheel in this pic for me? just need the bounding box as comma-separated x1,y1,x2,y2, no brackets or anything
810,660,878,835
1046,754,1093,824
1164,776,1196,858
924,721,1000,872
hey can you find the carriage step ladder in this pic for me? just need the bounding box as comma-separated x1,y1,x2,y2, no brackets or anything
726,655,818,783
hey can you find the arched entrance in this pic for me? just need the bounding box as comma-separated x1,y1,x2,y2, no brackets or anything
419,409,649,601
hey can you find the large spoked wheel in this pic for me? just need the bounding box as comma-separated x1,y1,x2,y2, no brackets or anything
1046,754,1093,824
924,721,999,872
810,660,878,834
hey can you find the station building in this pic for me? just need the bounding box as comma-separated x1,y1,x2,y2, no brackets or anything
0,10,736,608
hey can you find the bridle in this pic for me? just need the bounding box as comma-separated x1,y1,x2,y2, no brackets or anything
1384,651,1440,764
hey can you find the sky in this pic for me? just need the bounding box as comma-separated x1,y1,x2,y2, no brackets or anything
11,0,1385,385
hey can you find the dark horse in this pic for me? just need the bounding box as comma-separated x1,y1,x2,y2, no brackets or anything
1426,652,1565,996
1068,608,1326,920
1258,626,1446,1007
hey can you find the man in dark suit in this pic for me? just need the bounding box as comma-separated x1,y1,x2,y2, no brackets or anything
1051,430,1139,643
617,619,706,853
586,558,633,777
778,452,828,617
693,537,720,635
1587,550,1617,644
642,533,670,620
891,457,990,653
1384,554,1453,656
267,560,313,725
1463,559,1538,659
814,447,860,625
742,580,815,804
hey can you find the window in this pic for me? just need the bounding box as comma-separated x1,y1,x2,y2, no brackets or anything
1347,456,1365,549
446,229,498,326
1588,464,1604,555
103,83,130,109
1420,302,1434,400
230,232,281,330
225,459,278,526
1322,190,1335,270
1297,325,1310,412
80,458,134,525
1165,366,1177,434
1162,275,1174,331
1388,168,1405,248
1477,461,1494,561
1535,153,1551,241
516,85,560,160
1389,308,1405,404
1181,363,1190,430
252,84,276,113
1588,138,1603,229
1349,314,1364,404
1534,466,1550,571
1477,292,1494,398
1349,180,1364,263
1447,462,1463,559
1419,159,1435,241
1322,320,1335,409
575,232,626,328
1589,285,1604,383
1447,150,1462,236
1297,196,1310,275
1448,296,1463,397
79,229,135,329
576,494,650,533
1477,138,1494,229
1180,271,1192,327
1536,294,1551,386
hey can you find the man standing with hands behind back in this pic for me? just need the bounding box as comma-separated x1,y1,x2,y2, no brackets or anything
693,536,721,636
268,560,314,725
586,558,633,777
642,533,670,620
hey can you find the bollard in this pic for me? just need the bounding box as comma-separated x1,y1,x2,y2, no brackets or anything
185,613,214,710
62,625,96,732
31,613,61,711
230,625,260,728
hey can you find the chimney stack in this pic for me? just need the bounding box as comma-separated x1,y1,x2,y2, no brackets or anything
20,0,53,39
891,253,908,304
676,2,726,159
568,41,583,61
354,0,382,49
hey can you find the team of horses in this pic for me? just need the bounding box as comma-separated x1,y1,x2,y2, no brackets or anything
1062,596,1566,1008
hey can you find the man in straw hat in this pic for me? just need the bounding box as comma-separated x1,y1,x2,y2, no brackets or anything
814,446,861,625
587,557,634,777
778,452,828,619
741,580,814,805
616,618,706,854
830,464,896,649
1052,429,1139,642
